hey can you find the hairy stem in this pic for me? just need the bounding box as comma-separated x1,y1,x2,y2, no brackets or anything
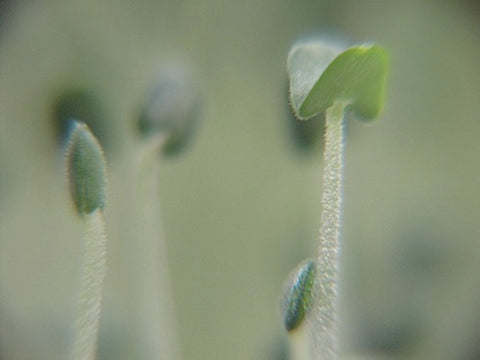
314,101,346,360
72,210,108,360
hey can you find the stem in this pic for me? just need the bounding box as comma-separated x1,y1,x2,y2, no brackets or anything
314,101,347,360
132,135,180,360
72,210,108,360
289,326,314,360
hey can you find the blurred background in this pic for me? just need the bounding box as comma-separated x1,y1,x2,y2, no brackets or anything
1,1,480,359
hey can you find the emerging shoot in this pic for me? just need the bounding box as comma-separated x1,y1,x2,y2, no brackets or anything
66,121,109,360
286,40,389,359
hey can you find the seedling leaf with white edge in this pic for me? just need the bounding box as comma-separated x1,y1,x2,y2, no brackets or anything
287,42,341,119
282,259,317,332
288,41,388,121
67,121,107,215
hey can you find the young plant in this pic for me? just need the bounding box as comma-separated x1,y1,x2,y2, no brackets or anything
66,121,108,360
284,40,389,359
126,64,201,360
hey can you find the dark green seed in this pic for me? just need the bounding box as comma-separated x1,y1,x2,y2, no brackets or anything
282,259,317,331
66,122,107,215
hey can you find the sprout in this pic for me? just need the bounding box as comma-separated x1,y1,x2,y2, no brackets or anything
129,64,202,359
66,121,109,360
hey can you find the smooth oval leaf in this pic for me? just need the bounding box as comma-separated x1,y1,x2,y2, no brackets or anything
66,121,107,215
288,41,389,121
282,259,317,332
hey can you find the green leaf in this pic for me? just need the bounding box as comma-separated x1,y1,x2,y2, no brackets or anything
288,41,389,121
66,121,107,215
282,259,317,332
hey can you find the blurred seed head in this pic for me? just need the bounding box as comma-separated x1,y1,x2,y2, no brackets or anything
137,64,202,156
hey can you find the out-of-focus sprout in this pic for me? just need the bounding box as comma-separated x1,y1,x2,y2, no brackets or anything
125,63,203,360
137,65,202,156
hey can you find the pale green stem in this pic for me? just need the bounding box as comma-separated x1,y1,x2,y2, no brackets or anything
314,101,347,360
132,134,180,360
289,325,314,360
72,209,108,360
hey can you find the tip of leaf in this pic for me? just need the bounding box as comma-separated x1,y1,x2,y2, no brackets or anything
282,259,317,332
66,121,107,215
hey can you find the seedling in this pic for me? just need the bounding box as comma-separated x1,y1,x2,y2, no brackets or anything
284,40,389,359
66,121,108,360
125,65,201,360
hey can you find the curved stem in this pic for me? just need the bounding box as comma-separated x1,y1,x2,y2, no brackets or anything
314,101,347,360
72,210,108,360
